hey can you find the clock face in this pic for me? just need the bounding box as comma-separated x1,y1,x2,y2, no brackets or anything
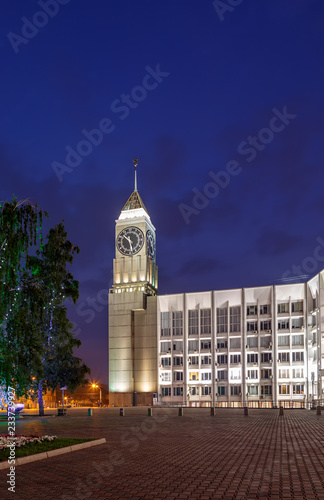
146,230,155,259
117,226,144,256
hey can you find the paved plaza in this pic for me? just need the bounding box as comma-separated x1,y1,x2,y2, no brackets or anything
1,407,324,499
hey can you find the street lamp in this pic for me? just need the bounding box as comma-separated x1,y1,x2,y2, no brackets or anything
91,384,102,407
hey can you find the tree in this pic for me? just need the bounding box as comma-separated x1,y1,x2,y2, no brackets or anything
0,198,47,403
27,223,90,415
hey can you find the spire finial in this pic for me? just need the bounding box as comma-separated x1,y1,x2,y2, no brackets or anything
133,158,138,191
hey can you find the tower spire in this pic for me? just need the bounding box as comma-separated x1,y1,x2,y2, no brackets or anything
133,158,138,191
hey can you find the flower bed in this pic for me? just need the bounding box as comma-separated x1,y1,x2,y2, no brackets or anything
0,434,57,449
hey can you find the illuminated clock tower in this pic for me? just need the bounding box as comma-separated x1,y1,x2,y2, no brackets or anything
109,159,158,406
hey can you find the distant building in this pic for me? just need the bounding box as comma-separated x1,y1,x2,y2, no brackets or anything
109,163,324,407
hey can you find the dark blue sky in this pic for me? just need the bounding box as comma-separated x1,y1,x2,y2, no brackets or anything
1,0,324,384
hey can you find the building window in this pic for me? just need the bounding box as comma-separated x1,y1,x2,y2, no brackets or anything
218,370,228,380
230,354,241,364
278,319,289,330
188,356,199,366
230,306,241,333
279,368,289,378
247,305,257,316
278,335,289,347
217,340,228,349
188,310,199,335
279,385,290,395
217,307,228,333
200,309,211,335
292,318,303,330
201,356,211,365
188,340,198,351
248,386,258,396
292,351,304,362
217,355,228,365
278,303,289,314
261,369,272,379
230,368,241,380
173,387,183,397
292,335,304,346
260,304,270,315
173,311,183,336
247,337,258,348
278,352,290,363
202,386,211,396
247,369,258,379
162,387,171,397
230,385,241,396
261,353,272,363
161,357,171,367
260,336,272,348
293,368,304,378
161,372,171,382
201,372,212,381
293,384,304,394
174,371,183,381
173,341,183,351
189,371,199,381
201,340,211,350
247,353,258,363
161,341,171,353
173,356,183,366
230,338,241,349
218,386,227,396
260,320,271,331
261,385,272,395
247,321,258,332
189,386,199,396
161,312,171,336
292,301,303,313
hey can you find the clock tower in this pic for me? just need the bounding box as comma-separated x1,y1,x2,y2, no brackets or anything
109,159,158,406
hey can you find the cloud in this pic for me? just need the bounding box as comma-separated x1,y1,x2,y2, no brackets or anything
256,228,302,256
179,257,223,276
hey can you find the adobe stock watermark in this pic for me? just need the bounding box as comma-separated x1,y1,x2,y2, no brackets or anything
52,64,170,182
282,236,324,280
213,0,244,22
179,106,296,225
76,287,109,328
7,0,71,54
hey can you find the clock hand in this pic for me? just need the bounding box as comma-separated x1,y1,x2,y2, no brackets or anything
124,235,133,251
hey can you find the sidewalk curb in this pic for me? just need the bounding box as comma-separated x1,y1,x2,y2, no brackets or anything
0,438,106,469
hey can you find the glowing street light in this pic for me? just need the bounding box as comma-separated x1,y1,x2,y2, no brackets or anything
91,384,102,406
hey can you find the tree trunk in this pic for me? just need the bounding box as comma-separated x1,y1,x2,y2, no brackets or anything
38,380,44,416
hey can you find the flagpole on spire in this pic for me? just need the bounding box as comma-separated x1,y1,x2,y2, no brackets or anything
133,158,138,191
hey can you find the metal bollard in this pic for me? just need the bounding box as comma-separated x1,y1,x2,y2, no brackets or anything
120,408,124,417
211,407,215,416
147,408,152,416
87,408,92,416
317,405,321,415
244,407,248,416
178,407,183,416
279,406,284,416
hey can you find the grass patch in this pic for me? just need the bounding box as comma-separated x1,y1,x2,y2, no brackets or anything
0,437,95,461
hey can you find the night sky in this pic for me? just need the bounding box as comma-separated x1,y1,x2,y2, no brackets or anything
1,0,324,385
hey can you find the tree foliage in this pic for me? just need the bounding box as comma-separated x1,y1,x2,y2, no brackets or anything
0,198,47,398
0,198,90,411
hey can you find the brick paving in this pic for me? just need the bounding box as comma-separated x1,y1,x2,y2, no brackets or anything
1,407,324,499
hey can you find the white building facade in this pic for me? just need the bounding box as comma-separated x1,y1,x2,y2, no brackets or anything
157,274,324,408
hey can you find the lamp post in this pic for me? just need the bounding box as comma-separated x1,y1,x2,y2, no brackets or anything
91,384,102,406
